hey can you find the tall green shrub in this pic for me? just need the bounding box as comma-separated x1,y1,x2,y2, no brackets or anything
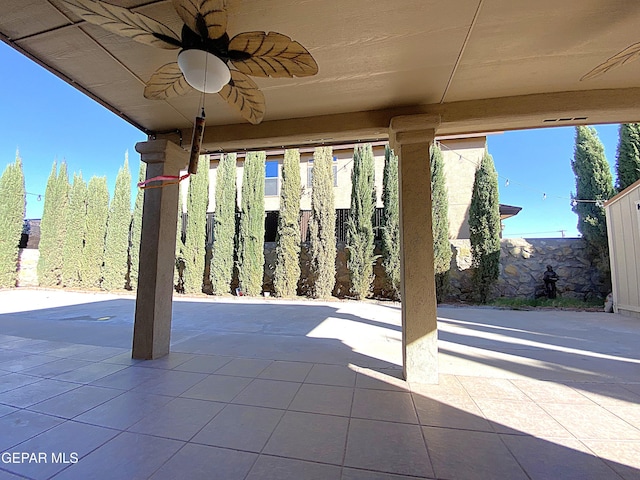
238,151,266,296
0,155,25,288
210,153,237,295
274,149,301,297
346,144,376,299
174,182,185,292
615,123,640,192
571,126,615,272
62,173,87,287
381,145,400,300
103,156,131,290
129,161,146,289
469,151,501,303
81,177,109,288
309,146,336,298
37,161,69,287
183,155,210,294
431,144,452,302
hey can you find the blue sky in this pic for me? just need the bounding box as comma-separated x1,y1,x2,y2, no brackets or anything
0,42,620,238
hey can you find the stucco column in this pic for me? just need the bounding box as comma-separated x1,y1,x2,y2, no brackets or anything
389,115,440,384
132,139,188,359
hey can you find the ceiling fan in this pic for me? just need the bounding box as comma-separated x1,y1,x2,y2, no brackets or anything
62,0,319,124
581,42,640,81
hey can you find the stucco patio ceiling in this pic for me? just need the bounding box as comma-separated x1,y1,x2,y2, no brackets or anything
2,0,640,151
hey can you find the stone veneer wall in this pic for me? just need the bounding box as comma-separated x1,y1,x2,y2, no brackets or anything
449,238,607,301
17,249,39,287
261,238,606,300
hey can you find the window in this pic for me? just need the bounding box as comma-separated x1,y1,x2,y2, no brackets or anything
265,160,279,196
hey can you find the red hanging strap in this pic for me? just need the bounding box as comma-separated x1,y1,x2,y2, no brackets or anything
137,173,190,190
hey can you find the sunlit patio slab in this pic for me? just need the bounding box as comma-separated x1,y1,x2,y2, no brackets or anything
0,289,638,479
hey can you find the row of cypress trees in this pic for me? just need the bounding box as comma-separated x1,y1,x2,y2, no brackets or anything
37,156,142,290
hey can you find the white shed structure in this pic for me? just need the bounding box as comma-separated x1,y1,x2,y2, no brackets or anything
605,180,640,319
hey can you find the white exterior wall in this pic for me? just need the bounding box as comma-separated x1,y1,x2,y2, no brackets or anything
605,180,640,318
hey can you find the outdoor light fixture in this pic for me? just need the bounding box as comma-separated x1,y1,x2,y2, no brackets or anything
177,49,231,94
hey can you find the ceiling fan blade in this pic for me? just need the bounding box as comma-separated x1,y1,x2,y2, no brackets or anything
144,63,194,99
229,32,318,78
581,42,640,81
63,0,181,49
172,0,227,40
218,70,266,124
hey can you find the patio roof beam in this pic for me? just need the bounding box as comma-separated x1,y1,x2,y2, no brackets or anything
169,87,640,153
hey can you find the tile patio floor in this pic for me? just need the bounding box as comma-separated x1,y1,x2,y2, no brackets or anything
0,289,638,479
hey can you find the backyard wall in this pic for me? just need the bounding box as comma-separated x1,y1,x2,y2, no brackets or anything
449,238,607,301
21,238,605,300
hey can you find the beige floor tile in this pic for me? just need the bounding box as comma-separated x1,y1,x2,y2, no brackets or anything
410,374,470,399
345,418,433,478
246,455,341,480
413,394,492,432
474,398,572,437
583,439,640,480
289,383,353,416
149,444,256,480
458,376,530,401
354,368,408,391
192,404,284,452
263,411,348,465
603,404,640,430
541,403,640,440
511,378,595,404
569,383,640,407
352,389,417,424
423,427,527,480
258,361,313,382
304,364,357,387
502,435,623,480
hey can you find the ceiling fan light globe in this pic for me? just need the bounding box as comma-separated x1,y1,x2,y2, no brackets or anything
178,49,230,94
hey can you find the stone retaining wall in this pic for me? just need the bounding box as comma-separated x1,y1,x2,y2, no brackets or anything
263,238,606,300
449,238,607,301
17,249,39,287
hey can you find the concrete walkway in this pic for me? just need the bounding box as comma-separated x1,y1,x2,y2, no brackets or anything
0,289,638,479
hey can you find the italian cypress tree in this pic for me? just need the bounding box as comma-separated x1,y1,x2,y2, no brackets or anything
81,176,109,288
274,149,301,297
37,161,69,286
571,126,615,270
129,161,146,289
210,153,237,295
183,155,210,294
0,154,26,288
62,173,87,287
431,144,452,302
381,145,400,300
309,146,336,298
346,144,376,299
469,151,501,303
174,182,185,292
103,155,131,290
615,123,640,192
238,151,266,296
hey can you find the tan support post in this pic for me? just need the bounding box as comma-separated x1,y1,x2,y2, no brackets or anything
132,139,188,359
389,114,440,384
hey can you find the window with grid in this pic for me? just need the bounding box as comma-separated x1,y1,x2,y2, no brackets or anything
265,160,279,196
